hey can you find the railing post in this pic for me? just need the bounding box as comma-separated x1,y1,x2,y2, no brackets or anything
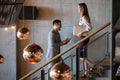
76,47,80,80
71,55,73,79
41,69,45,80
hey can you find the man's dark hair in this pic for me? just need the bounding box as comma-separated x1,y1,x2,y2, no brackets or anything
53,19,61,26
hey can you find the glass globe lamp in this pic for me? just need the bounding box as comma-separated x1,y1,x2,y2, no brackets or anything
50,62,72,80
0,54,4,64
17,27,30,40
23,43,43,64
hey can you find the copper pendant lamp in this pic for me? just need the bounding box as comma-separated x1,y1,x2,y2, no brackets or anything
23,43,44,64
17,27,30,40
50,62,72,80
17,5,30,40
0,54,4,64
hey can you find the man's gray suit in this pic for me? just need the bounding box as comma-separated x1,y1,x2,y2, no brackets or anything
46,29,62,69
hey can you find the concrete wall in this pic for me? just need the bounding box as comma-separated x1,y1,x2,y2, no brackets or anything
0,0,112,80
17,0,112,80
0,27,16,80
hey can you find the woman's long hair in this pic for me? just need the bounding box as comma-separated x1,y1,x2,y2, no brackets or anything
78,3,91,23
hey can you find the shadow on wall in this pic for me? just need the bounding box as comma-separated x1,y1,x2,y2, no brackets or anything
37,7,60,20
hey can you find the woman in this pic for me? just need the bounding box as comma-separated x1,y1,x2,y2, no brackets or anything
77,3,91,37
77,3,94,77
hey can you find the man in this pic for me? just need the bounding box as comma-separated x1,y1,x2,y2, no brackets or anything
46,19,70,69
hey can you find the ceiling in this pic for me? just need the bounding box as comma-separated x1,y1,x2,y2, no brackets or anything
0,0,24,27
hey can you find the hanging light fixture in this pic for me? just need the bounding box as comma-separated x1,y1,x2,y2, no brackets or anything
17,5,30,40
23,43,44,64
50,62,72,80
17,27,30,40
0,54,4,64
22,6,43,64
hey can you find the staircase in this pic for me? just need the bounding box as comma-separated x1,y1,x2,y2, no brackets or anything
68,49,111,80
18,22,111,80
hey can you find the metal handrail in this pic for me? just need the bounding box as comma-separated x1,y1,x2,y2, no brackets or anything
19,22,111,80
31,50,75,80
35,29,112,80
83,31,112,50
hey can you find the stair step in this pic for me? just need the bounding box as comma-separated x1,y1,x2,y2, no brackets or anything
72,74,110,80
104,69,111,77
95,77,110,80
79,77,110,80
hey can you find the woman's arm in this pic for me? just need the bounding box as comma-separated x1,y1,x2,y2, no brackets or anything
77,16,92,37
77,29,88,37
83,16,92,31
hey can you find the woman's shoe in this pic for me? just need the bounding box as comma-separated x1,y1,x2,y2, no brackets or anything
80,71,88,78
89,66,97,71
80,74,87,78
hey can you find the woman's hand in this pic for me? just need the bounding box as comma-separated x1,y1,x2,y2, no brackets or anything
77,30,88,37
77,32,82,37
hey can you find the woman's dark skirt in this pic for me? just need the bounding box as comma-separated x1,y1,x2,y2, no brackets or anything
77,36,90,58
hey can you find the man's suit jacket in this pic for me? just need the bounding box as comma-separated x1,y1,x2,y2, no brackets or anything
46,29,62,65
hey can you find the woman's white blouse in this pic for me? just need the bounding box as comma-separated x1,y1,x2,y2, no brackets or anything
79,16,92,31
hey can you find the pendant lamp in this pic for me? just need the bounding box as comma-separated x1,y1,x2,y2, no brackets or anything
23,43,43,64
50,62,72,80
0,54,4,64
17,5,30,40
22,6,43,64
17,27,30,40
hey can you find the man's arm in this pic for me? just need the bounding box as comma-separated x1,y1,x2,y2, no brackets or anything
50,32,70,47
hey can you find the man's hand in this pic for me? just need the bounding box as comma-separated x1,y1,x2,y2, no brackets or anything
65,38,71,42
62,38,71,45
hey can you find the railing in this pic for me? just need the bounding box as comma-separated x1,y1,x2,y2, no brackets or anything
75,31,112,80
31,31,112,80
31,54,74,80
19,22,111,80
